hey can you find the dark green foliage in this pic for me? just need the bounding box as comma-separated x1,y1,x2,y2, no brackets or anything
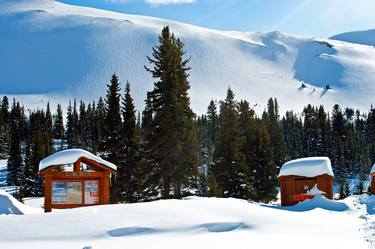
282,111,303,160
212,88,252,199
0,96,9,158
113,81,142,203
264,98,286,166
66,100,79,148
6,100,23,186
143,26,198,199
104,74,122,167
52,104,65,141
252,120,278,203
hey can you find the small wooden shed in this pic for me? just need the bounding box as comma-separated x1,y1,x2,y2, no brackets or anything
371,164,375,195
278,157,334,206
39,149,117,212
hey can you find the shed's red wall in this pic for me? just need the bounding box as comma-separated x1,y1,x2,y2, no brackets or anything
279,174,333,206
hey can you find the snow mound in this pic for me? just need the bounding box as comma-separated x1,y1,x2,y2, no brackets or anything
0,189,42,215
284,195,348,212
356,194,375,215
278,157,333,177
39,149,117,172
0,197,368,248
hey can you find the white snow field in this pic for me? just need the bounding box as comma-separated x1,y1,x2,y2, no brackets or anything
2,0,375,113
0,193,374,249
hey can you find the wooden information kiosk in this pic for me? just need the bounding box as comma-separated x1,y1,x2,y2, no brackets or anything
39,149,117,212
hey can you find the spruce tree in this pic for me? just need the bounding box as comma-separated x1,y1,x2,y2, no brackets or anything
116,81,142,203
253,119,278,203
104,74,122,168
52,104,65,140
6,101,23,186
7,116,22,185
265,98,286,166
0,96,9,158
282,111,303,160
143,26,198,199
212,88,251,199
45,102,53,136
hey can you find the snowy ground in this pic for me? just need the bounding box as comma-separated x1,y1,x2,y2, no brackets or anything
0,193,374,249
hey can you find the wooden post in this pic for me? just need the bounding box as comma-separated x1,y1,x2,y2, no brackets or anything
102,172,110,204
74,159,81,172
44,174,52,213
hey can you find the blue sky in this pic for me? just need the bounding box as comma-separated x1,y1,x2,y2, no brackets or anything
59,0,375,37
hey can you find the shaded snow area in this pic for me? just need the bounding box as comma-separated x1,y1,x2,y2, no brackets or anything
0,159,19,194
0,195,374,249
0,190,42,215
0,159,7,187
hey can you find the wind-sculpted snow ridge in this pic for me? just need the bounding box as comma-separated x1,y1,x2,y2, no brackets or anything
0,189,42,215
0,197,371,248
2,0,375,114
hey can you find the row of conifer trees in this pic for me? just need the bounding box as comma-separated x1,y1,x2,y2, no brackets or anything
1,27,373,202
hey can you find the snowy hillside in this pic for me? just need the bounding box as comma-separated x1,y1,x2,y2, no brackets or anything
331,29,375,47
1,194,374,249
2,0,375,113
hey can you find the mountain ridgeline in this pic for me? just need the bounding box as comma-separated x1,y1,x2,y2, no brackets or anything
0,27,373,203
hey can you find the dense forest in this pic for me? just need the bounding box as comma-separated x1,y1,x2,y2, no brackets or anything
0,27,373,203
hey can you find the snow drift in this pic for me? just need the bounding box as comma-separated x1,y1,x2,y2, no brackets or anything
0,196,369,249
2,0,375,113
0,189,42,215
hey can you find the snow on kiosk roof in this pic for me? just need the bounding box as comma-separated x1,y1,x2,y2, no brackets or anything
39,149,117,172
278,157,334,178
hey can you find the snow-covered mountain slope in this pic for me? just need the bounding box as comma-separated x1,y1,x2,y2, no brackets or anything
331,29,375,47
2,0,375,113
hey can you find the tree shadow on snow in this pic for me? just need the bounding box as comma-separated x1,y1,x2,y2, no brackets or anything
107,222,252,237
261,196,349,212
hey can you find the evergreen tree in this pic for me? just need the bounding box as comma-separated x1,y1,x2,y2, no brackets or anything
212,88,251,199
143,26,198,199
264,98,286,166
6,100,23,186
96,97,106,152
282,111,303,160
302,104,319,157
45,102,53,136
104,74,122,169
0,96,9,158
115,81,142,203
66,100,79,148
52,104,65,140
253,119,278,203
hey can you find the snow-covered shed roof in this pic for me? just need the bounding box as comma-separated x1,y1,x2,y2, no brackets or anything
39,149,117,172
278,157,334,178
